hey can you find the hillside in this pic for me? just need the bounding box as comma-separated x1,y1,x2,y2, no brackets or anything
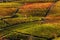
0,0,60,40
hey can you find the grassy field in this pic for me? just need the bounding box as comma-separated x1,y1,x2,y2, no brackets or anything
1,22,60,40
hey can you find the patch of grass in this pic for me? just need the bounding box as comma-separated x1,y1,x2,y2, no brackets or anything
3,16,41,25
1,23,60,40
0,20,8,29
0,21,38,37
0,2,23,8
15,23,60,38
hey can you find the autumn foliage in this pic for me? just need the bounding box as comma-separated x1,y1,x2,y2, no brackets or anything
19,3,53,17
0,8,17,16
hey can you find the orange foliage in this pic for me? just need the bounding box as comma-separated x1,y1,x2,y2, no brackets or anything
19,3,53,16
20,3,53,9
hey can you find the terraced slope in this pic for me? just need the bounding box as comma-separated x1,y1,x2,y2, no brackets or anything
0,0,60,40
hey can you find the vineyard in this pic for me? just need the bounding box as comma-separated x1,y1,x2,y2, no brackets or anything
0,0,60,40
